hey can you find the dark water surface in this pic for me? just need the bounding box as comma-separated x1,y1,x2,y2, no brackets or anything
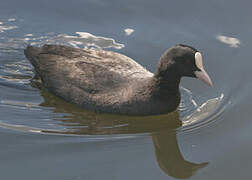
0,0,251,179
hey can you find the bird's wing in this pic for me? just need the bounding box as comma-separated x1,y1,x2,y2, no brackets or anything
25,45,153,94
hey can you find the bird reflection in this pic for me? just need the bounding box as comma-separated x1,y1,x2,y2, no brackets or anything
38,87,208,178
152,131,208,178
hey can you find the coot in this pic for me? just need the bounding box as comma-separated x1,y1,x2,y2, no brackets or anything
24,44,212,115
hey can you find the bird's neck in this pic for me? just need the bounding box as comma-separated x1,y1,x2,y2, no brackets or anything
129,69,181,102
154,56,182,94
152,72,181,97
124,74,181,115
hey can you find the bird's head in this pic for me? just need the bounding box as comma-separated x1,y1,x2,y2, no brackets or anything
156,44,213,87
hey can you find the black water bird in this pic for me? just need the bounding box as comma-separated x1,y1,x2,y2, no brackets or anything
24,44,212,115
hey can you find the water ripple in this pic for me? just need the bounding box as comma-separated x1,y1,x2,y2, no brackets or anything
30,32,125,49
0,19,229,137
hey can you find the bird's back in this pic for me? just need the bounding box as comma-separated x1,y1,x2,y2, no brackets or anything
24,45,153,112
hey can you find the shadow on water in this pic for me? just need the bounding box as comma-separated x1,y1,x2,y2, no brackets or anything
38,86,209,178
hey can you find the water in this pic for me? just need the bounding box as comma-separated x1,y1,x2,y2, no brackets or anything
0,0,251,179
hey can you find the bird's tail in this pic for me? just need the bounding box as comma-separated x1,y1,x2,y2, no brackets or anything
24,45,42,68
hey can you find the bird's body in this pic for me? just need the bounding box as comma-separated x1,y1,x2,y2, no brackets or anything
24,44,212,115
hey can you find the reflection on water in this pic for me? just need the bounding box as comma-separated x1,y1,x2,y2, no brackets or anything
30,32,125,49
41,88,209,178
7,18,16,22
124,28,135,36
0,19,18,33
0,87,209,178
0,25,18,33
153,131,208,178
0,19,125,52
21,87,210,178
216,35,240,48
24,34,33,37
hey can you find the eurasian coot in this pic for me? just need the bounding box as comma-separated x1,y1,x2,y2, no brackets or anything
24,44,212,115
